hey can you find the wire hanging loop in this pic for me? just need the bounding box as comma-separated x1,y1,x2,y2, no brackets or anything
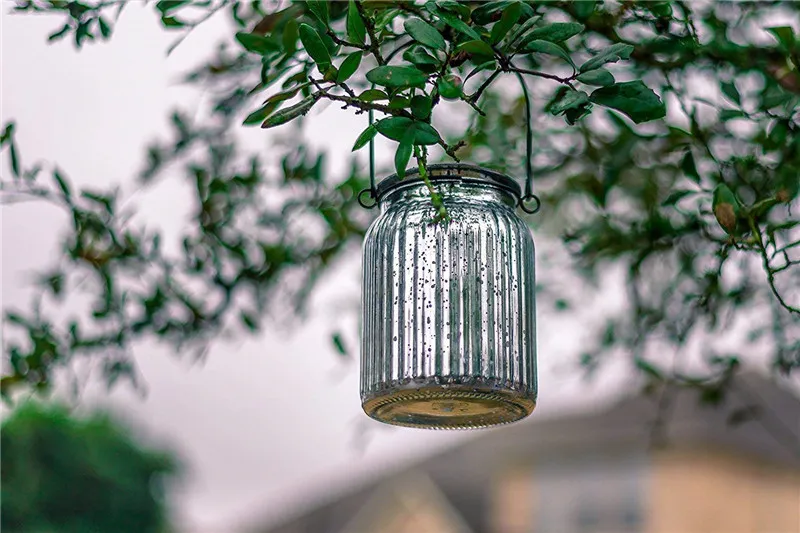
357,107,379,209
357,187,378,209
514,72,541,215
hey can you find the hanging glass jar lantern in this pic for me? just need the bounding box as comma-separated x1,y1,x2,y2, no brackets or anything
359,163,538,429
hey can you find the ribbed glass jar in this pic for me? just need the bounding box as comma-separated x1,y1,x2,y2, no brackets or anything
360,163,537,429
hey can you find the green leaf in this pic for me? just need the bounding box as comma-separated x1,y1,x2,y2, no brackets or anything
375,117,414,142
352,124,378,151
681,150,700,183
760,85,793,110
549,88,589,115
331,332,348,357
579,43,634,73
523,40,575,68
235,32,280,55
646,1,672,18
161,16,185,28
589,81,666,124
388,96,411,110
662,189,696,206
358,89,389,101
53,169,71,198
337,51,362,83
240,312,259,332
48,23,71,42
437,0,472,19
490,1,522,45
635,358,663,380
576,68,614,87
457,39,496,58
243,104,276,126
244,83,311,125
504,11,541,48
523,22,583,44
282,18,299,53
412,122,440,145
403,45,441,72
766,26,795,50
375,118,440,146
395,128,416,178
470,1,510,24
347,0,367,45
44,272,64,297
546,86,592,125
425,2,480,40
366,65,428,88
260,94,319,128
373,8,402,32
0,123,14,146
404,17,446,51
98,17,111,39
266,82,312,105
466,60,497,79
712,184,740,235
81,190,114,214
720,80,741,106
299,23,332,71
156,0,189,13
719,109,747,121
306,0,329,24
437,74,463,99
9,143,20,178
573,0,596,20
411,95,433,120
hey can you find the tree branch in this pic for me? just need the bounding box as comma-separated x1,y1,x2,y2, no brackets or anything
355,1,385,66
311,79,412,118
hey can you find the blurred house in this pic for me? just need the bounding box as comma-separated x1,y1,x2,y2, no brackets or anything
254,372,800,533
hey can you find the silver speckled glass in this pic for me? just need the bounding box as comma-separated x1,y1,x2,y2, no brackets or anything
361,163,537,429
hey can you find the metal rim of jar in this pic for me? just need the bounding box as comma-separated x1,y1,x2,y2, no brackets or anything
357,163,541,213
375,163,521,203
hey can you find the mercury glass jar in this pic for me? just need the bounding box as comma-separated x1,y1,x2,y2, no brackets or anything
360,163,537,429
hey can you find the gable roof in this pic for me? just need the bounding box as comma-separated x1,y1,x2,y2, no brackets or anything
251,370,800,533
339,472,474,533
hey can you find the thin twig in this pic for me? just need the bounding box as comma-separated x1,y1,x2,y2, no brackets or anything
326,30,369,52
748,216,799,314
508,66,576,85
771,239,800,260
467,69,502,103
461,96,486,116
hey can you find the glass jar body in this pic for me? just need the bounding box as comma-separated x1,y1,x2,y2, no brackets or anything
360,165,537,429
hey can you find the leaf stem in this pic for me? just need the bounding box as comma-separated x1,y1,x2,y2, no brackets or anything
414,146,448,222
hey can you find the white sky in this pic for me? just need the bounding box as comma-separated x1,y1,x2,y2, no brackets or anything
1,4,631,532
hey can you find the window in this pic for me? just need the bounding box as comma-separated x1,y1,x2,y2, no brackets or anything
533,452,647,533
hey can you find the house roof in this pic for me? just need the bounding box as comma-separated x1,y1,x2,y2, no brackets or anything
251,370,800,533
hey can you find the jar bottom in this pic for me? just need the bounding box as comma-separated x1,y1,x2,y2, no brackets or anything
362,385,536,429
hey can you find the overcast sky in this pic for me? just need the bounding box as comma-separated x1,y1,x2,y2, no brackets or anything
1,4,633,532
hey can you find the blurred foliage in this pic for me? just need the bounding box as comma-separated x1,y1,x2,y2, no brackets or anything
1,1,798,403
1,402,177,533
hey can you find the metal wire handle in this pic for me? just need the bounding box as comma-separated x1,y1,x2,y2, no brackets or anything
357,51,540,215
515,71,541,214
358,42,415,209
